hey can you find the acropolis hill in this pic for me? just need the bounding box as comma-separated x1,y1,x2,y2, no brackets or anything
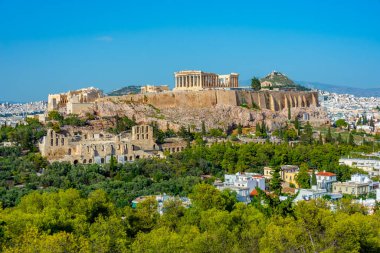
98,89,318,111
47,70,326,131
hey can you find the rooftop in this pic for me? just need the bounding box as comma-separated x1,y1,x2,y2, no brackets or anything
317,171,336,177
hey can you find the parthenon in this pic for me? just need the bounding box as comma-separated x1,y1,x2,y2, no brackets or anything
173,70,239,91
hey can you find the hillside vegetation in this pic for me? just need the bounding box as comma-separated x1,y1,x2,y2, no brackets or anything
108,86,141,96
260,71,311,91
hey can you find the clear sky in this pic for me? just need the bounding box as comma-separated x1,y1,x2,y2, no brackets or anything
1,0,380,102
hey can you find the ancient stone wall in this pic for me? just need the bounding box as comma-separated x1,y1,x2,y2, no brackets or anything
96,90,318,112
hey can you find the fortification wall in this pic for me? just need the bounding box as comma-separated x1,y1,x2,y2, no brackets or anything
96,90,318,111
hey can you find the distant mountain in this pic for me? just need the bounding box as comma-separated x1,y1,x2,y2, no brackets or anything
297,81,380,97
107,86,141,96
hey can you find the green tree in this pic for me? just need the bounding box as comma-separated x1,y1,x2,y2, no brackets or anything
251,77,261,91
296,164,311,189
348,132,355,146
369,117,375,128
301,122,313,144
294,117,300,131
221,145,237,173
189,184,236,211
336,133,343,144
201,121,206,136
255,122,261,137
325,127,333,143
270,167,282,195
335,119,348,128
311,170,317,186
48,110,63,121
237,124,243,135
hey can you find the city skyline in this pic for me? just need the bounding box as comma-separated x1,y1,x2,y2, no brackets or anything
1,0,380,102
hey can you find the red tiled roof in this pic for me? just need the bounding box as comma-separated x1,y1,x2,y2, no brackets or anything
250,189,258,196
317,171,336,177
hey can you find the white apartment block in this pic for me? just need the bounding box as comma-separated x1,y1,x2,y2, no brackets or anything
216,172,266,203
316,171,337,192
339,158,380,177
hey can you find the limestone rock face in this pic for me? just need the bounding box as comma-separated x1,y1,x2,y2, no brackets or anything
93,90,326,131
96,90,319,111
94,100,327,132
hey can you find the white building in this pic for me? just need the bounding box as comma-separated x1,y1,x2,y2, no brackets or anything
316,171,337,192
332,174,374,197
216,172,266,203
356,125,373,133
293,186,328,202
339,158,380,177
350,173,375,190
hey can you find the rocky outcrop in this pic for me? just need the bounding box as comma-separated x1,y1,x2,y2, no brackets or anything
92,90,325,131
96,90,318,112
94,102,327,132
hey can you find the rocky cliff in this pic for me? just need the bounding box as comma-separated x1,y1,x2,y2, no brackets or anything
96,90,318,111
93,90,325,131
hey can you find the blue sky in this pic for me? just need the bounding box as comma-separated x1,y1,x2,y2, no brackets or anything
1,0,380,101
